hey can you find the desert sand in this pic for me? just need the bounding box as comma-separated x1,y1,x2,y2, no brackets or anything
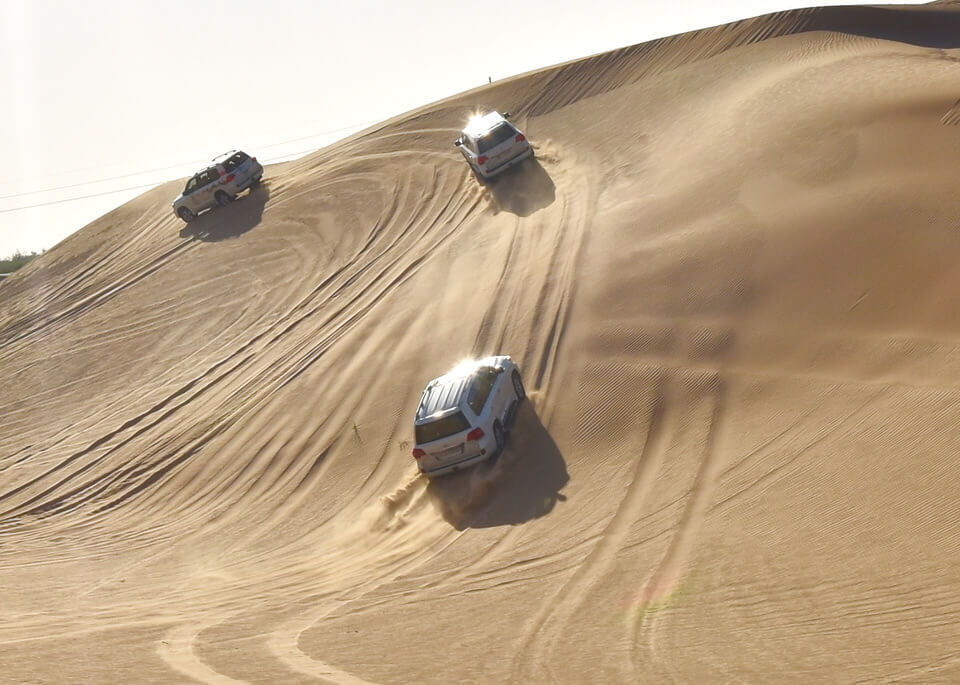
3,4,960,683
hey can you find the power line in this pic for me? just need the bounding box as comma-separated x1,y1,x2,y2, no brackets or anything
0,158,211,201
254,119,380,152
1,118,382,205
0,134,377,215
0,182,162,214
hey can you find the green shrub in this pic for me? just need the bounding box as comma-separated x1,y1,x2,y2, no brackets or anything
0,251,41,275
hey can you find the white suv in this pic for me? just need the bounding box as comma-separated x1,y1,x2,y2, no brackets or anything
172,150,264,223
454,112,533,180
412,356,526,478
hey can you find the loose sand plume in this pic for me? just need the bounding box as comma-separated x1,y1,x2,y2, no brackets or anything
3,4,960,683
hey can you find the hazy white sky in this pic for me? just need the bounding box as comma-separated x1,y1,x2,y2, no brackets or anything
0,0,925,257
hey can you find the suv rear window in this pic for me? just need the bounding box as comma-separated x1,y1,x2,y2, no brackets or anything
477,124,518,153
223,152,249,172
415,411,470,444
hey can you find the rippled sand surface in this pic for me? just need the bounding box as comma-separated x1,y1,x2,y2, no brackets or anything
3,5,960,682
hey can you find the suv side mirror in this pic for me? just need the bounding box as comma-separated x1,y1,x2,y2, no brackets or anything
503,112,512,119
454,138,461,147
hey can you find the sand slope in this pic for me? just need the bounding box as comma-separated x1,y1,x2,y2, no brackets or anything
3,5,960,683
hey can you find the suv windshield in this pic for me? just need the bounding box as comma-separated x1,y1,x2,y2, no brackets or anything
467,367,497,415
477,124,517,154
415,411,470,444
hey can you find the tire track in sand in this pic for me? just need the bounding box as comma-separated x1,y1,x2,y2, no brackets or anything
0,231,197,356
149,158,488,684
450,146,593,596
150,475,460,685
158,618,249,685
471,143,595,424
261,483,464,685
253,154,589,683
0,159,477,530
628,375,729,679
510,373,673,683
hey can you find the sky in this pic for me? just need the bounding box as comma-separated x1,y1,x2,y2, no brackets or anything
0,0,928,257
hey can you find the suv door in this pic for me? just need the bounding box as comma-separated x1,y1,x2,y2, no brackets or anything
489,367,511,426
466,370,496,420
182,175,203,211
194,168,221,210
458,134,478,166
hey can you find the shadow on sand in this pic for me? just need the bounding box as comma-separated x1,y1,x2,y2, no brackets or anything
425,401,569,529
485,157,555,217
808,6,960,50
179,182,270,242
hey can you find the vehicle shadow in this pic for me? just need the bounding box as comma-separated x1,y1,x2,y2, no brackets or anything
485,157,555,217
178,182,270,242
425,401,569,529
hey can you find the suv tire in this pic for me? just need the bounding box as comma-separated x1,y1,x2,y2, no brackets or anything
215,191,233,207
470,163,486,183
493,420,506,455
177,207,197,223
512,370,525,403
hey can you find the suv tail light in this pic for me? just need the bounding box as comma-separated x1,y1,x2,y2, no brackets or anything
412,448,426,459
466,427,484,441
515,134,525,143
477,156,488,165
252,157,257,162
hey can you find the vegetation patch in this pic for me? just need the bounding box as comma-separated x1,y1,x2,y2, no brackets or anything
0,251,42,276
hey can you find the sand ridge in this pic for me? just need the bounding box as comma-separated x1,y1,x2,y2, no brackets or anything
3,4,960,683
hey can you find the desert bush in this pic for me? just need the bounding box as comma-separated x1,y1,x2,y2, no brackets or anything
0,251,41,275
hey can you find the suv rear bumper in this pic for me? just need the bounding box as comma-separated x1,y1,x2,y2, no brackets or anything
480,145,533,178
419,450,489,478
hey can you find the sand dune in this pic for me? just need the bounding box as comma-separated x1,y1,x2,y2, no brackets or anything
3,4,960,682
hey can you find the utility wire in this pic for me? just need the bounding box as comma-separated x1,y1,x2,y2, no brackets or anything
1,118,382,207
0,158,211,201
0,137,372,215
0,182,162,214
